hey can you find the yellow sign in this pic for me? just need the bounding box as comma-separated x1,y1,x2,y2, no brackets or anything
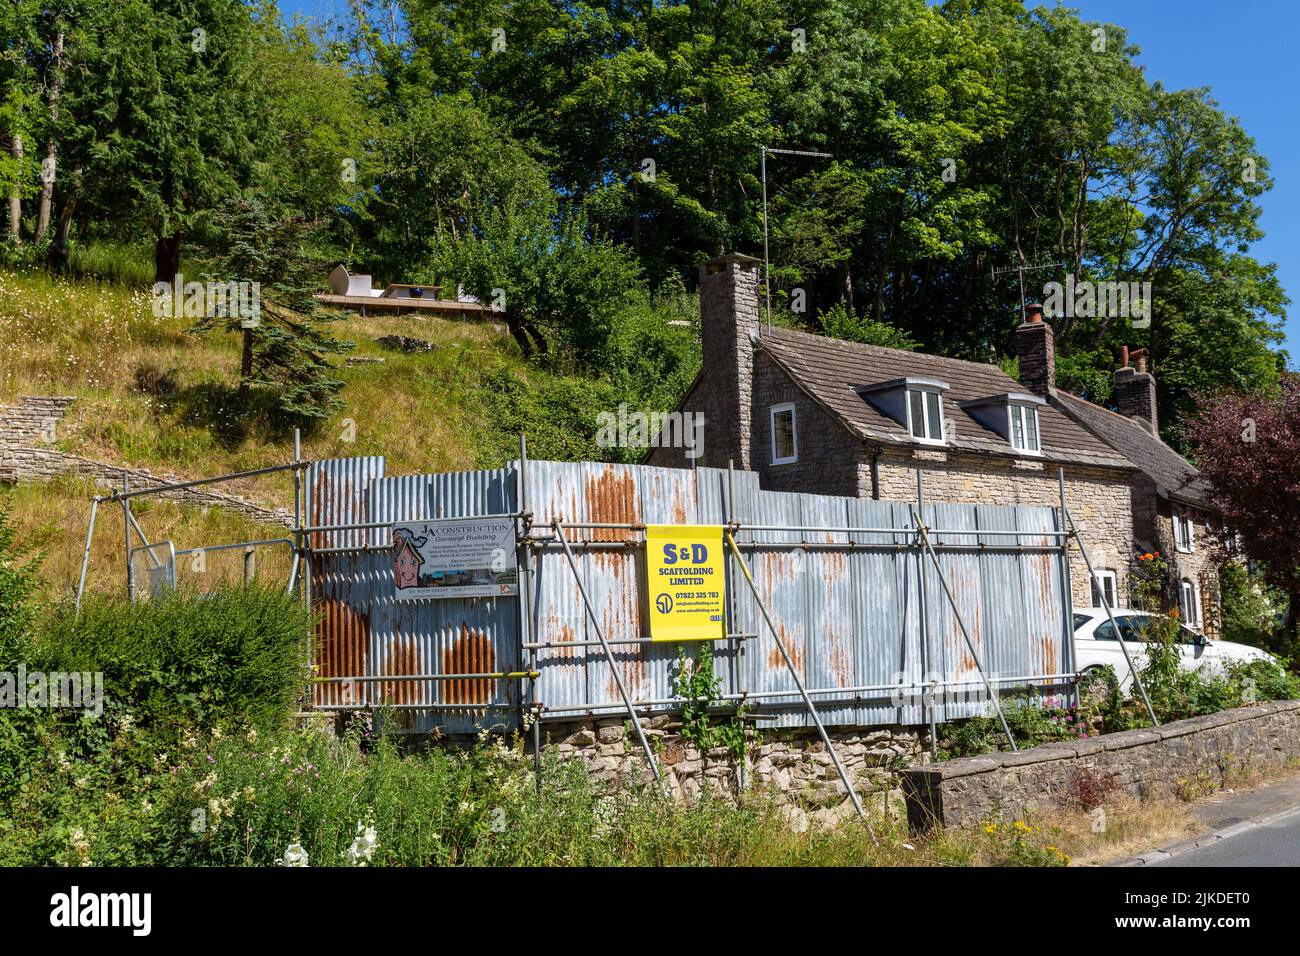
645,525,726,642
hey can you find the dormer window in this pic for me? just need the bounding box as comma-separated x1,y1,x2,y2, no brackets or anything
1008,403,1041,453
908,389,945,443
959,392,1046,455
856,377,950,446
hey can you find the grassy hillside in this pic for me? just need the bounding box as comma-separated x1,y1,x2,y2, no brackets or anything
1,268,698,509
4,476,294,602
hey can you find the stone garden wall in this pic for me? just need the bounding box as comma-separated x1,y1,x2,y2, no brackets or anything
0,394,291,527
902,700,1300,830
539,716,929,829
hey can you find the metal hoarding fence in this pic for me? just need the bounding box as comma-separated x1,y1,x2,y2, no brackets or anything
302,454,1077,734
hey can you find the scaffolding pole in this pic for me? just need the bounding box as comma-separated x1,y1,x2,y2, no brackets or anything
724,530,869,825
1064,505,1160,727
74,497,99,611
910,505,1018,752
916,472,938,757
1057,469,1079,710
519,435,543,791
552,519,665,792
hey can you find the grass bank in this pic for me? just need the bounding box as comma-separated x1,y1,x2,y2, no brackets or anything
1,269,697,509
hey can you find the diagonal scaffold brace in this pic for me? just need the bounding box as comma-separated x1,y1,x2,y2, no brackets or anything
1063,506,1159,728
551,519,667,795
909,505,1019,752
723,530,872,830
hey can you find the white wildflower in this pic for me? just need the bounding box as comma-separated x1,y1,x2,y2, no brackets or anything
282,842,309,867
346,821,378,866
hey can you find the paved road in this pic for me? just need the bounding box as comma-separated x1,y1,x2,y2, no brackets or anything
1150,807,1300,866
1123,771,1300,866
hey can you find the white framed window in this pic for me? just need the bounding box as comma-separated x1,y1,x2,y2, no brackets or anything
1008,403,1041,453
907,389,945,444
770,403,797,465
1090,570,1118,610
1173,511,1196,553
1179,578,1202,628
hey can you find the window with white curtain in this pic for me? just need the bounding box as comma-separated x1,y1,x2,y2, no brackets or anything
770,403,797,464
1174,512,1196,552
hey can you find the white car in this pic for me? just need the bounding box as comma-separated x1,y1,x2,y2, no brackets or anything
1073,608,1274,690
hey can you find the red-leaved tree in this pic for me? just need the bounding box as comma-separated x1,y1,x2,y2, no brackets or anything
1185,373,1300,651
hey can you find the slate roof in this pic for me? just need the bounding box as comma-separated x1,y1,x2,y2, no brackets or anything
757,327,1130,470
1054,390,1212,508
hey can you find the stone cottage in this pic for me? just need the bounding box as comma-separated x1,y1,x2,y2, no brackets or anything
646,253,1222,634
1052,349,1222,635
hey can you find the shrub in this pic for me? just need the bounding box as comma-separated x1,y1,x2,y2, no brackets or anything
1220,560,1286,653
816,304,919,351
1065,767,1116,811
30,585,310,735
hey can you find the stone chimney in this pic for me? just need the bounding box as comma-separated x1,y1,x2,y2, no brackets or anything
698,252,761,470
1015,303,1055,397
1115,347,1158,433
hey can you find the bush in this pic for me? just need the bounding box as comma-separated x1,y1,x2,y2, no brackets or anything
1220,560,1286,653
816,304,918,351
30,586,310,735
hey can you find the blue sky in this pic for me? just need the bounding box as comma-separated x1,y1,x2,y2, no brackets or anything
282,0,1297,361
1064,0,1298,361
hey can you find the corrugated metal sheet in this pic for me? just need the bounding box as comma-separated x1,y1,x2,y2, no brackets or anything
307,456,385,711
307,455,1075,732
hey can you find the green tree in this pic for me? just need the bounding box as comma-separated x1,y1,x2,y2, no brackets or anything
191,197,352,420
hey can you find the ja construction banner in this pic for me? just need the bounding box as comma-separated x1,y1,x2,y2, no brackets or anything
646,525,726,641
392,517,518,600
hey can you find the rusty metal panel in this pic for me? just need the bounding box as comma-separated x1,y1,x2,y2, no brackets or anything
792,494,856,727
734,487,808,728
846,498,925,728
366,468,520,735
923,502,985,722
525,461,747,719
308,454,1073,734
308,457,386,709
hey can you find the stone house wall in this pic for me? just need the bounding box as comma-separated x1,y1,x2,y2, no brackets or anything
750,350,863,496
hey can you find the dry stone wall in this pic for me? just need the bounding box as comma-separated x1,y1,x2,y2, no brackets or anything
903,700,1300,830
540,715,928,826
1,395,291,527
